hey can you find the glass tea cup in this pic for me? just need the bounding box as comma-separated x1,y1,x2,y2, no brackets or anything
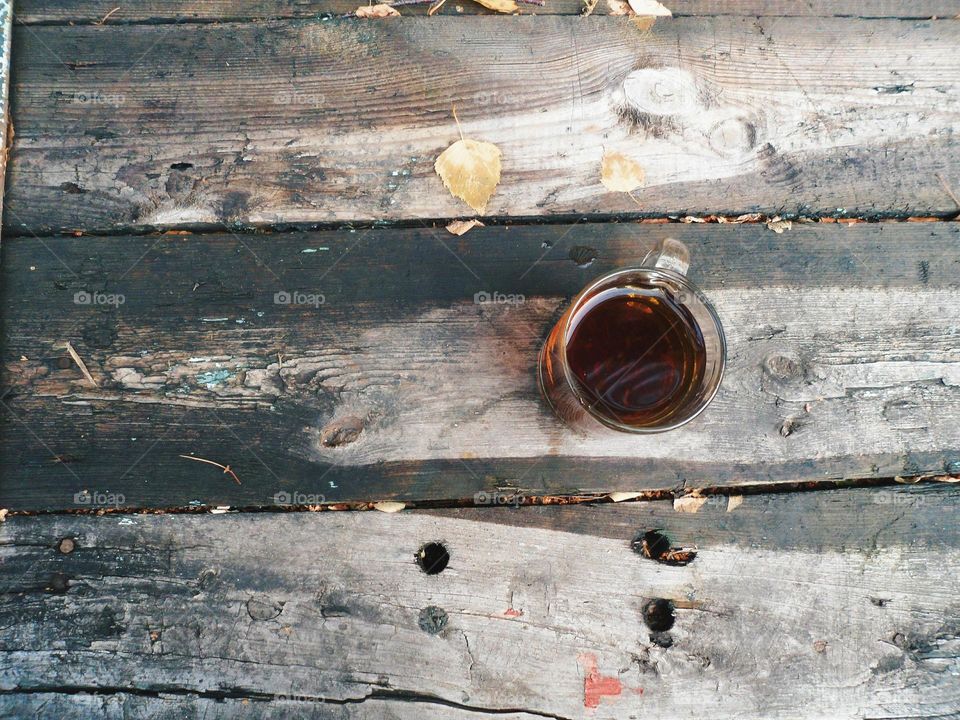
538,238,725,433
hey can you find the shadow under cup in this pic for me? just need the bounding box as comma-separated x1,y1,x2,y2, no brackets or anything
538,262,726,434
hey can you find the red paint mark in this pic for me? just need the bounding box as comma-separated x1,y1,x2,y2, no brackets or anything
578,653,623,709
503,608,523,618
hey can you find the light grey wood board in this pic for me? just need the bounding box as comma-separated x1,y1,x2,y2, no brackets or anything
5,16,960,235
2,223,959,511
1,484,958,719
0,694,541,719
13,0,960,21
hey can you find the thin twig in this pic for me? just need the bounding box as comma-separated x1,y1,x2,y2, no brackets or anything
95,6,121,24
64,342,97,387
428,0,449,15
452,105,464,142
935,173,960,210
179,455,242,485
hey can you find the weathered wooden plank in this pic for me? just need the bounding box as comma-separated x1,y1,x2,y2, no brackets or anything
0,0,11,222
14,0,960,21
0,694,535,719
1,222,958,511
5,17,960,235
1,484,958,719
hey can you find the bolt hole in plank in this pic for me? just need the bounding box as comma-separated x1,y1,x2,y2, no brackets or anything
632,529,697,565
642,598,676,632
416,542,450,575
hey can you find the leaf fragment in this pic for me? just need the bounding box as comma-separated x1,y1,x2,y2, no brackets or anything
766,216,793,233
373,501,406,513
628,0,672,15
473,0,519,12
674,494,707,513
601,151,645,193
445,219,485,236
726,495,743,512
608,491,643,503
606,0,632,15
355,3,401,17
435,138,502,214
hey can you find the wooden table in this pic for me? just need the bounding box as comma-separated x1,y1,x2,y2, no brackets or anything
1,2,959,718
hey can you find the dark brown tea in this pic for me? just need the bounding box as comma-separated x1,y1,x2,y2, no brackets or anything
564,286,707,428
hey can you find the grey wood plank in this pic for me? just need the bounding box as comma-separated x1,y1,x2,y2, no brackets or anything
1,484,958,719
2,222,959,511
0,694,542,719
5,16,960,235
13,0,960,21
0,0,11,224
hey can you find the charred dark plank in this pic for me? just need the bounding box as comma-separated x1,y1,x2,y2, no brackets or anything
1,222,958,511
5,16,960,235
1,484,958,718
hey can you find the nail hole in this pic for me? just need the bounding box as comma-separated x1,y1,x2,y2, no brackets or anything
169,162,194,171
57,537,76,554
418,605,448,634
631,530,696,566
47,573,70,594
642,598,675,632
59,182,86,195
416,542,449,575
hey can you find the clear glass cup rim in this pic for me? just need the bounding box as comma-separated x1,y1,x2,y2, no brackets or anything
555,265,727,434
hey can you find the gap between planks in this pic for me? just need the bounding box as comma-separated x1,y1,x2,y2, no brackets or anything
2,472,956,518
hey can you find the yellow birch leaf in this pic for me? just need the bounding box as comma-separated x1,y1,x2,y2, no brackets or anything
601,151,645,192
435,139,502,214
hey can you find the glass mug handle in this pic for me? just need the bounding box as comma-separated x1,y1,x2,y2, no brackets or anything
641,237,690,277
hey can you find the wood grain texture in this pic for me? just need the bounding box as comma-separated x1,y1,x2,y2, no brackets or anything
2,222,958,511
14,0,960,21
5,16,960,235
1,484,958,719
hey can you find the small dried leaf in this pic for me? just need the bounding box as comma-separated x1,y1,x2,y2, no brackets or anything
373,501,406,513
581,0,600,16
894,475,922,484
445,219,485,236
601,151,645,192
473,0,519,12
674,495,707,513
606,0,632,15
733,212,763,223
628,0,672,15
766,217,793,233
355,3,401,17
435,138,502,213
726,495,743,512
608,491,643,503
0,508,8,522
